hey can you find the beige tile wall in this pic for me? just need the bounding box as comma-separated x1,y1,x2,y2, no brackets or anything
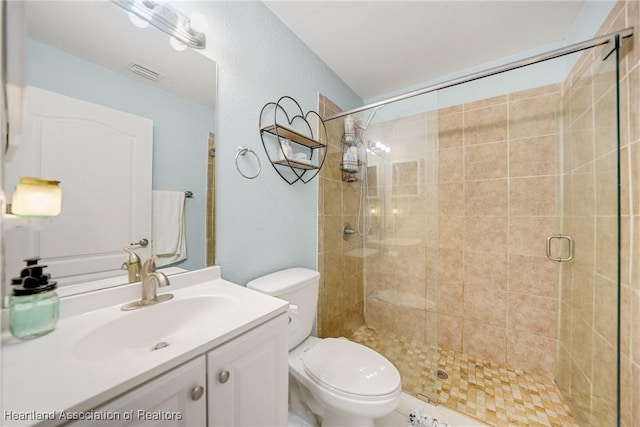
437,87,562,379
322,86,562,384
320,88,564,380
317,95,365,338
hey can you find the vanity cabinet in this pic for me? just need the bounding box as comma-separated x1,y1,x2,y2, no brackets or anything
66,357,206,426
64,313,288,427
62,314,289,427
207,312,288,426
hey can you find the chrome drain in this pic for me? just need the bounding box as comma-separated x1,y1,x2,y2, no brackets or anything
152,342,170,351
436,369,449,380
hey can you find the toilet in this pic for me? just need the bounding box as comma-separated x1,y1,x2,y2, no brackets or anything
247,268,401,427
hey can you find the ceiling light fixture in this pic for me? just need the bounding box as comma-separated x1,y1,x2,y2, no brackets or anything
111,0,207,49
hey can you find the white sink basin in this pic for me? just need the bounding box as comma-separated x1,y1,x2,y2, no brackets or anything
74,295,237,361
2,267,290,425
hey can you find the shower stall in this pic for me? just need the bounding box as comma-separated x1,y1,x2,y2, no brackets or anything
318,28,631,427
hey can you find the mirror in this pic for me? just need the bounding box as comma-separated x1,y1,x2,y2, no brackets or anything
3,1,217,299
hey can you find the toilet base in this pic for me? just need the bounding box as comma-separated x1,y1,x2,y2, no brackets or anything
288,410,317,427
289,376,320,427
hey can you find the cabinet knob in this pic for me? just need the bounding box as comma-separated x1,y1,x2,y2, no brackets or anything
219,370,230,384
191,386,204,401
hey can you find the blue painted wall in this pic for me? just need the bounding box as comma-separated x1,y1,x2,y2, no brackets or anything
25,39,215,270
187,2,362,285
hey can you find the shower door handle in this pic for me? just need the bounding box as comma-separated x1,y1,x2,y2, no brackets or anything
546,235,574,262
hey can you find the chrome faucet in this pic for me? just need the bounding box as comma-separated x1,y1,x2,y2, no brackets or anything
121,257,173,311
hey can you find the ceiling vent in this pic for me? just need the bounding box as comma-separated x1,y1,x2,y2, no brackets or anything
129,63,163,82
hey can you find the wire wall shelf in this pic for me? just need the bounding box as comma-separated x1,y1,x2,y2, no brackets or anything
259,96,327,185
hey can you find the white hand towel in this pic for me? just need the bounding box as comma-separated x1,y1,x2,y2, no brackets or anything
152,190,186,267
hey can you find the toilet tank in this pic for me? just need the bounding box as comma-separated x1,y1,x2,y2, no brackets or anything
247,268,319,350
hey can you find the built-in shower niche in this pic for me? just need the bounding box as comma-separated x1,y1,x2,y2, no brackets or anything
391,159,421,197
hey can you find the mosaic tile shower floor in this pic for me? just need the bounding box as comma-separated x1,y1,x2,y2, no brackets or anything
350,325,578,427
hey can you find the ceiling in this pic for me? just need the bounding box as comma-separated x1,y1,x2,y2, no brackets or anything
263,1,586,100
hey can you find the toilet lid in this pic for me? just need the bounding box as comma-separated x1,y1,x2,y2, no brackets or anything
301,338,400,397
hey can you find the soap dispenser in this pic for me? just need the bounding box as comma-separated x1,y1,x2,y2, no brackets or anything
9,257,60,340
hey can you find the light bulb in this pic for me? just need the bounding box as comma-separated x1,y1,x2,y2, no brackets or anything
11,178,62,217
170,37,187,51
129,12,149,28
188,12,208,33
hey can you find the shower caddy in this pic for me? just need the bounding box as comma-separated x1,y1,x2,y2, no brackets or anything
339,132,364,183
259,96,327,185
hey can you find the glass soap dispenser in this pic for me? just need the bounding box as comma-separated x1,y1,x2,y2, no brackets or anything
9,257,60,340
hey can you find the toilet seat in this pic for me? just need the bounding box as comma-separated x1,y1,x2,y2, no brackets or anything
301,338,400,398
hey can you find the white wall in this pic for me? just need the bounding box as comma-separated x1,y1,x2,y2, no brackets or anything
183,2,362,285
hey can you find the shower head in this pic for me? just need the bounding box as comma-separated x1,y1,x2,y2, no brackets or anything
357,106,384,131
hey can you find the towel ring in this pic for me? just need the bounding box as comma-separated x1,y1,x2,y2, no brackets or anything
235,147,261,179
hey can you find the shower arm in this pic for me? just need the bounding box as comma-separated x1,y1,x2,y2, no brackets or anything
356,106,383,131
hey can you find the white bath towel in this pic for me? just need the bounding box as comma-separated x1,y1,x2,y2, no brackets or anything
152,190,186,267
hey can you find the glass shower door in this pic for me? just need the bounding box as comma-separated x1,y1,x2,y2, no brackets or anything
555,40,621,426
358,97,441,403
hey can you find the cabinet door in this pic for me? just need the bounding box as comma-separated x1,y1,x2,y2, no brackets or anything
66,357,206,427
207,314,288,426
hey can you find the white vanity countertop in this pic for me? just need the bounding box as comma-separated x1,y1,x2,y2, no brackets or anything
0,267,288,427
